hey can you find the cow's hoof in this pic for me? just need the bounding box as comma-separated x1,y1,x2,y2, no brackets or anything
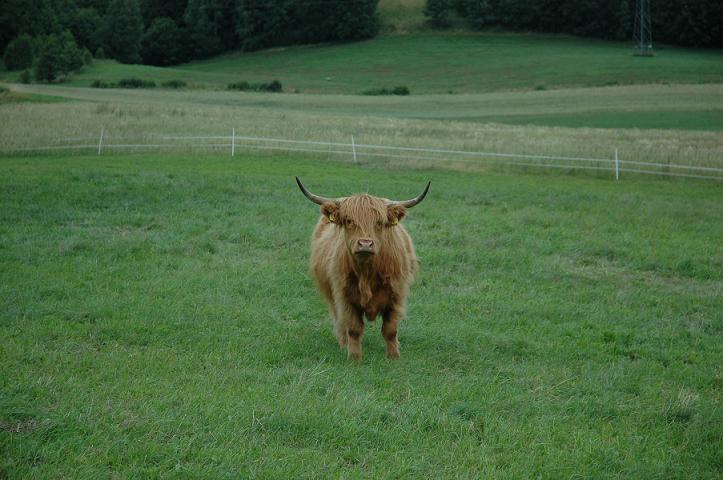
347,351,362,362
386,350,400,360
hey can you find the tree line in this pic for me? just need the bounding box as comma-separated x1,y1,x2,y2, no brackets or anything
2,0,380,76
425,0,722,48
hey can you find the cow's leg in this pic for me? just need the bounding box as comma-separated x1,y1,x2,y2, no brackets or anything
382,306,402,359
347,320,365,361
315,275,344,346
332,306,347,347
337,304,364,360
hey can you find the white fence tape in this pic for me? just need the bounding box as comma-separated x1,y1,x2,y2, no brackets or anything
1,131,721,181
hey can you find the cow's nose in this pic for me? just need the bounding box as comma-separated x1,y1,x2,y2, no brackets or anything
357,238,374,249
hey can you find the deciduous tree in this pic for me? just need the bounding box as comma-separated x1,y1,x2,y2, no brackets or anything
103,0,143,63
3,34,34,71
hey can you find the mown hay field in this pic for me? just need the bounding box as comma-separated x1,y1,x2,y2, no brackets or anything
2,84,722,174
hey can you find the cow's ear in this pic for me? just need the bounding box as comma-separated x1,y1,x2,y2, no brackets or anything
321,202,340,223
387,204,406,226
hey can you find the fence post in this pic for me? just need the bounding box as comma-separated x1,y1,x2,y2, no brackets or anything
97,127,104,155
615,148,619,180
352,135,357,164
232,128,235,157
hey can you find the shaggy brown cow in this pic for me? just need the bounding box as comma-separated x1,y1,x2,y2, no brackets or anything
296,177,429,360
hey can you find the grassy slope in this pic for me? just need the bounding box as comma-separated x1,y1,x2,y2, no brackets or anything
2,34,720,96
85,35,723,94
1,153,721,478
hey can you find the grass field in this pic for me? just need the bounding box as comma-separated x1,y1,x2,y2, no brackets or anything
2,33,721,96
0,153,721,478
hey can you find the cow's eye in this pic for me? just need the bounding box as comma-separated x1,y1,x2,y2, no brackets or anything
377,220,385,228
345,219,355,228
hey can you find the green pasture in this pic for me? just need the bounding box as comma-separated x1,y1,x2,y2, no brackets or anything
467,109,723,131
2,33,721,95
1,153,721,478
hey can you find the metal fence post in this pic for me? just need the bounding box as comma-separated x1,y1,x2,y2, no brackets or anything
232,128,235,157
352,135,357,164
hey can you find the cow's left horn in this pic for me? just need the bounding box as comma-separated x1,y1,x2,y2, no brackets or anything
296,177,335,205
387,181,430,208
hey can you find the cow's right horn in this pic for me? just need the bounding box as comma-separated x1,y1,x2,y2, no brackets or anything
296,177,335,205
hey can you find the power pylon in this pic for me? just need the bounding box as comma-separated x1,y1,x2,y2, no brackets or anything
633,0,653,56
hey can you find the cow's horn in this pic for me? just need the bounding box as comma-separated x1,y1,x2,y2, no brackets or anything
387,181,430,208
296,177,335,205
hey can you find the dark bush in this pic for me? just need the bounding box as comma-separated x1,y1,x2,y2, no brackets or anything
161,79,186,88
228,81,251,91
362,86,410,96
228,80,283,93
117,78,156,88
91,79,109,88
20,70,31,84
94,47,106,59
258,80,283,92
362,87,386,96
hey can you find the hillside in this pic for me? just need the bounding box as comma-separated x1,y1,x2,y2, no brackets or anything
2,33,721,96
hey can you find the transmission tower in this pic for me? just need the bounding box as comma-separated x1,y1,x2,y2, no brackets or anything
633,0,653,56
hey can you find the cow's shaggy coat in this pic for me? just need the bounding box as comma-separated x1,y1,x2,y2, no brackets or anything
297,178,429,360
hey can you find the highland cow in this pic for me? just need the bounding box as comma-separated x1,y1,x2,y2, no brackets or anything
296,177,429,360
